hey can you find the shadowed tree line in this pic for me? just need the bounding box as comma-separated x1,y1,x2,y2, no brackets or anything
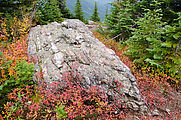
0,0,102,24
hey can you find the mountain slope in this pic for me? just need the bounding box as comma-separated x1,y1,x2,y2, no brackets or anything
66,0,114,21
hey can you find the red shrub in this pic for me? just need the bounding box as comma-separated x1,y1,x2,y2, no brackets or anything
2,68,126,119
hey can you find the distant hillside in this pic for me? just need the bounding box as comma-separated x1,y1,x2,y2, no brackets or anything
66,0,114,21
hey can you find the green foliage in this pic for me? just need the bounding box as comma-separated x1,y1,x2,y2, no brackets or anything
137,0,181,24
0,52,14,69
105,7,109,19
104,0,134,42
0,0,35,17
104,2,120,34
14,60,35,87
163,12,181,78
5,90,29,120
104,0,181,81
0,51,35,108
36,0,63,25
84,18,89,24
126,0,166,65
54,105,67,119
74,0,85,22
57,0,72,18
105,0,181,41
126,0,181,80
90,2,100,22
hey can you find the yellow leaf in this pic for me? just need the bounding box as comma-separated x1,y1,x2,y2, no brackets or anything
8,67,13,76
1,69,6,78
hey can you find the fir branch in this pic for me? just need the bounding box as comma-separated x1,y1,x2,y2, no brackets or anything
175,38,181,55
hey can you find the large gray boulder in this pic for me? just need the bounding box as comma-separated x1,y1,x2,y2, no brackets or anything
28,19,146,111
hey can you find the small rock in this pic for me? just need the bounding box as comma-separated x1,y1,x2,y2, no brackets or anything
85,77,91,85
166,108,170,115
127,102,139,111
107,91,113,96
134,116,140,120
148,112,152,116
152,109,160,116
140,105,148,112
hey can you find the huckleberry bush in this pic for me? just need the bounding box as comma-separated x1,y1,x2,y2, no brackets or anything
0,51,35,109
1,67,126,119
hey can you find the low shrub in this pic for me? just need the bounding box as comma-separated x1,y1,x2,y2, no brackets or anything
0,51,35,108
0,14,35,109
2,68,126,120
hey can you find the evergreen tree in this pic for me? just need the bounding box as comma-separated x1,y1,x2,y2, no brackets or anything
163,12,181,76
105,7,109,19
105,0,134,42
104,2,120,36
126,0,165,65
57,0,72,18
126,0,181,77
135,0,181,24
36,0,63,25
74,0,84,22
90,1,100,22
159,0,181,24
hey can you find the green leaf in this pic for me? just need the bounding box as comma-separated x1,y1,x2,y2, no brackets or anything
54,105,67,119
169,67,178,74
153,54,163,59
0,51,3,58
173,33,180,39
18,91,21,99
145,58,161,68
161,42,172,47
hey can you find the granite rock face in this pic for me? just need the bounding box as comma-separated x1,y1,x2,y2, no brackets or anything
28,19,146,111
